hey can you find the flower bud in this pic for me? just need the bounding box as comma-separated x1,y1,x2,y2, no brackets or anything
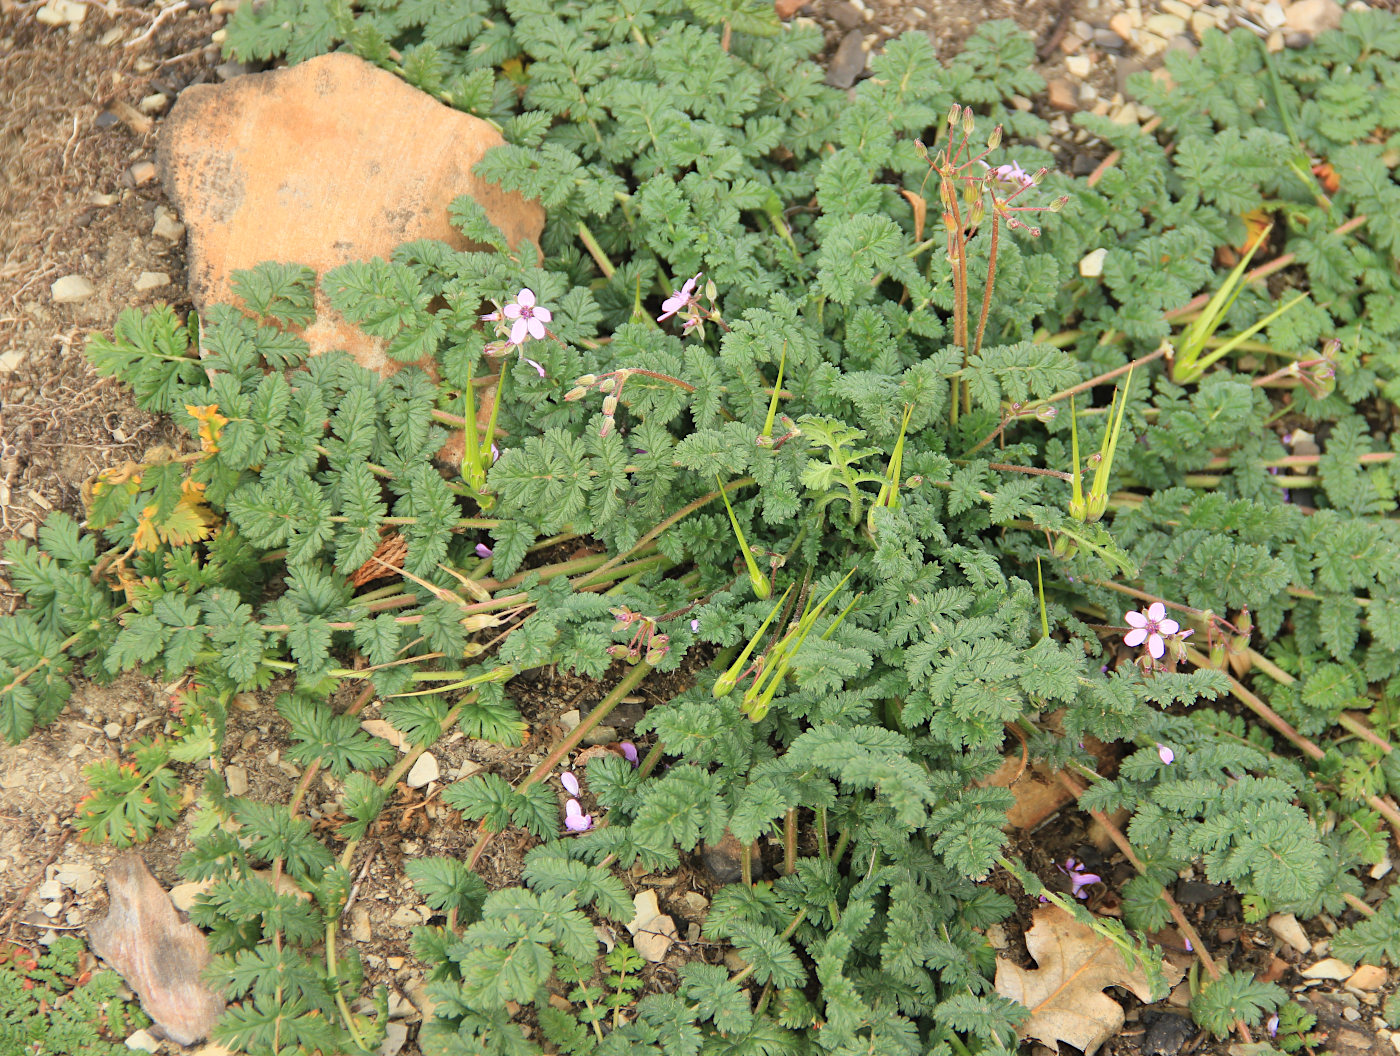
607,644,631,659
602,394,618,416
904,475,923,488
1208,640,1227,668
1049,195,1069,212
1036,404,1058,422
962,108,975,135
564,386,588,402
1032,167,1049,186
1051,534,1078,559
1068,496,1087,521
913,139,928,159
598,376,616,394
755,434,774,448
645,635,670,665
968,200,985,227
576,373,597,387
947,103,961,128
1084,491,1107,522
1236,607,1253,635
987,125,1002,150
705,278,718,302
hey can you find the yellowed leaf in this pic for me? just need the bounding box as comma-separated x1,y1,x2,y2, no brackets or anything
185,403,229,453
994,905,1183,1056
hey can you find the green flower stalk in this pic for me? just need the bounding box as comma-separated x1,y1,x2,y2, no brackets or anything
741,567,857,721
1064,367,1133,527
1168,225,1308,384
1085,366,1133,521
757,341,787,448
713,586,793,697
717,474,771,598
867,404,913,534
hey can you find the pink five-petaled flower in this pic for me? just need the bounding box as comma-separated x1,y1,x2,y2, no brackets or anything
1123,602,1180,660
560,771,581,797
1158,743,1175,765
1058,858,1101,900
991,160,1034,188
658,273,701,322
564,798,592,832
503,288,552,345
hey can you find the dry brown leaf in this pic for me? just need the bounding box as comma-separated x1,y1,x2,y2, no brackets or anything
994,905,1183,1056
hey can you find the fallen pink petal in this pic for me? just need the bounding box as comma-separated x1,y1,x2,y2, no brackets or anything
560,771,580,797
564,798,593,832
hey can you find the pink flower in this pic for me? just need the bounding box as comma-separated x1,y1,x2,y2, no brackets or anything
523,357,546,378
1158,743,1175,765
1058,858,1101,899
1266,1014,1279,1038
690,618,700,632
619,741,638,766
658,273,701,322
475,543,492,559
560,771,581,797
1123,602,1180,660
564,798,592,832
503,288,552,345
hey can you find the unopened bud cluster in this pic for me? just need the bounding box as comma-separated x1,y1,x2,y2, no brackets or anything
565,369,632,437
608,606,670,665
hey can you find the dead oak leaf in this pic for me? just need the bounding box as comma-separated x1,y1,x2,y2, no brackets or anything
994,905,1183,1056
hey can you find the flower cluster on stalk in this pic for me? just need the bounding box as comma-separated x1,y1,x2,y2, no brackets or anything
1122,601,1193,669
608,606,670,665
480,287,553,377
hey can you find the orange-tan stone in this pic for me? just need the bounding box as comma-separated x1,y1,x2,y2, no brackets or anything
158,52,544,373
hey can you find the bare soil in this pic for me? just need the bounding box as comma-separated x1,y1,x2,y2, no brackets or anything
1,1,1394,1054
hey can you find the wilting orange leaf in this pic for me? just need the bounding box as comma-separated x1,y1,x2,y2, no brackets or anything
185,404,229,453
900,189,928,242
1237,208,1272,256
1311,161,1340,193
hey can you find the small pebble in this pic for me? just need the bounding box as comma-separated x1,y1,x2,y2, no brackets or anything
1075,247,1108,275
1145,12,1186,36
127,161,157,185
51,275,95,304
1066,54,1092,78
406,751,439,788
824,30,867,90
828,0,863,29
134,271,170,291
560,709,581,732
125,1029,161,1053
138,93,168,115
1302,957,1353,980
224,764,248,796
35,0,85,25
1047,78,1077,112
103,721,122,739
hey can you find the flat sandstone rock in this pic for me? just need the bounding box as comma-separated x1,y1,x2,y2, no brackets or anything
87,853,225,1045
158,53,544,372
